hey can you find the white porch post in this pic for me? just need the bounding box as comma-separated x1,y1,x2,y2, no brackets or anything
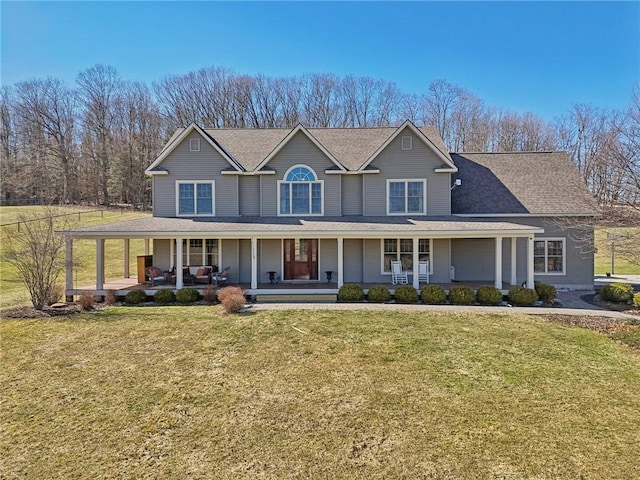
412,237,420,290
176,237,184,289
337,237,344,288
510,237,517,287
170,240,174,268
124,239,130,278
251,237,258,290
65,237,73,302
96,238,105,291
526,236,535,289
144,238,150,255
494,237,503,289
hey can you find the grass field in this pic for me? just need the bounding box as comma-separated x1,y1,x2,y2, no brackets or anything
1,307,639,479
594,226,640,275
0,206,151,307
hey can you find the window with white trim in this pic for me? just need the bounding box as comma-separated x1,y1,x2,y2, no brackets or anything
387,179,426,215
173,239,219,268
401,135,412,150
176,181,214,216
382,238,431,273
189,138,200,151
278,165,323,215
534,238,565,274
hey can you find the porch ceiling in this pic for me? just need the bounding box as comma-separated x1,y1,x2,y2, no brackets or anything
59,215,544,239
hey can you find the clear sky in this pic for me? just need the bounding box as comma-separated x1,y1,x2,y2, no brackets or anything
1,1,638,120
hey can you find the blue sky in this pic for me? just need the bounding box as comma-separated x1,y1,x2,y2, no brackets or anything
1,1,638,120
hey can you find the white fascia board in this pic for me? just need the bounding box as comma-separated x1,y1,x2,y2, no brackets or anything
146,170,169,176
454,213,600,218
254,124,347,172
434,167,458,173
359,120,458,172
325,169,380,175
221,170,276,175
144,123,244,175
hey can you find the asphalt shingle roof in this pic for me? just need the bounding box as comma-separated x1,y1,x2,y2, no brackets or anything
451,152,598,215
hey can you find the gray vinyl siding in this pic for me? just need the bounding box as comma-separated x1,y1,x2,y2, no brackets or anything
152,133,239,217
238,239,251,283
152,239,171,271
431,239,451,283
260,131,341,216
363,239,385,283
363,128,452,216
220,239,239,284
239,176,260,216
450,239,495,282
344,239,363,282
342,175,363,215
261,239,282,281
320,239,337,281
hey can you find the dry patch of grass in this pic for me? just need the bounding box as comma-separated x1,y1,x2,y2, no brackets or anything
2,308,640,479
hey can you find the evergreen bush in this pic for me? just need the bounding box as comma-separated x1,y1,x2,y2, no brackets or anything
338,284,365,302
176,287,199,304
367,285,391,303
476,285,503,306
535,281,557,303
154,289,176,304
508,286,538,306
600,283,634,303
420,285,447,304
394,285,418,304
448,286,476,305
124,290,147,305
634,292,640,307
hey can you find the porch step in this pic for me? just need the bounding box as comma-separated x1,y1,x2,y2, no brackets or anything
255,294,337,303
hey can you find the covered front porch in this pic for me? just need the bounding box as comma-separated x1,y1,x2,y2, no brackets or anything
59,215,543,302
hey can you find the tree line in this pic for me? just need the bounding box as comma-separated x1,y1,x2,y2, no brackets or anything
0,64,638,213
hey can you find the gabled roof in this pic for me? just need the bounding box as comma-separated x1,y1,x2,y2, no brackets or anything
145,123,244,174
451,152,598,216
151,123,454,174
253,124,346,172
358,120,457,172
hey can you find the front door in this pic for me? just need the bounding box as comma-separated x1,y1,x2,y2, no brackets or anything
283,239,318,280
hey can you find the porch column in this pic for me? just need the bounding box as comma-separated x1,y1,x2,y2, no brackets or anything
494,237,503,289
526,236,535,289
510,237,518,286
251,237,258,290
144,238,150,255
176,237,184,289
337,237,344,288
169,240,174,268
124,239,130,278
65,237,73,302
96,238,105,291
412,237,420,290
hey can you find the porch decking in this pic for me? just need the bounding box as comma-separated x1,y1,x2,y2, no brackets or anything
69,278,515,300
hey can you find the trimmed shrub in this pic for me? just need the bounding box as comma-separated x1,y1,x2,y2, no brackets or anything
476,285,503,306
176,287,199,304
202,286,217,304
217,286,243,302
78,291,95,310
338,284,365,302
104,290,118,305
394,285,418,304
420,285,447,304
154,289,176,304
600,283,634,303
508,287,539,306
46,284,64,306
449,286,476,305
218,286,245,313
634,292,640,307
367,285,391,303
535,281,558,304
124,290,147,305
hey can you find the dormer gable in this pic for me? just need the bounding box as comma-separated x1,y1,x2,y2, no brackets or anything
358,120,458,173
145,123,244,175
254,124,347,173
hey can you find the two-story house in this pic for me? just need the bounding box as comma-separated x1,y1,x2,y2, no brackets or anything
61,120,597,300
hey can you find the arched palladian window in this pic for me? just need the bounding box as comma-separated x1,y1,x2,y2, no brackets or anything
278,165,323,215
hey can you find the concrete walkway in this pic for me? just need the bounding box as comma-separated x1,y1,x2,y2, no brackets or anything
249,289,637,320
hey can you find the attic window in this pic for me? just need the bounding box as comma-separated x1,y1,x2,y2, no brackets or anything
401,136,412,150
190,138,200,152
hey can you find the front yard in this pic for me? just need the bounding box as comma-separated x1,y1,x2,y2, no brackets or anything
2,307,639,479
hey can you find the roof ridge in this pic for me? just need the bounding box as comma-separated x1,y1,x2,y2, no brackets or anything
453,151,561,154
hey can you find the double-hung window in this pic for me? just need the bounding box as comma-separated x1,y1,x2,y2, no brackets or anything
382,238,432,273
387,179,426,215
278,165,323,215
176,181,214,216
534,238,565,274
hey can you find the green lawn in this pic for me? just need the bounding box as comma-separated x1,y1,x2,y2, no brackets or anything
2,307,639,479
595,226,639,275
0,206,151,307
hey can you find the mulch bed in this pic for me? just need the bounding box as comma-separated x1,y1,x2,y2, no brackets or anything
1,304,84,318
